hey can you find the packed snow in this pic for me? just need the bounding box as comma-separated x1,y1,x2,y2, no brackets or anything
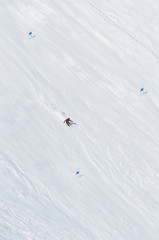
0,0,159,239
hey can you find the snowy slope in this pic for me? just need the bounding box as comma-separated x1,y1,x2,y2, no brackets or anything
0,0,159,239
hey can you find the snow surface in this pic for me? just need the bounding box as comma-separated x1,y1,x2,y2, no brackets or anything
0,0,159,239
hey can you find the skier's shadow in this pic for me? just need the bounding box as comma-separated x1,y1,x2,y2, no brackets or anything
28,35,37,40
69,122,77,126
140,90,150,96
142,90,150,95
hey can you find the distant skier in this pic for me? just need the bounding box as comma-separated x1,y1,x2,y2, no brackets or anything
63,118,73,127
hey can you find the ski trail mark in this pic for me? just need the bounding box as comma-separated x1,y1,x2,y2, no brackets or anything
41,101,66,121
83,0,159,60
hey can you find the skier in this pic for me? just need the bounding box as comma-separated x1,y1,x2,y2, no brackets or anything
63,118,73,127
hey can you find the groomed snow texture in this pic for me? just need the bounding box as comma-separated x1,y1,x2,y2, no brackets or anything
0,0,159,239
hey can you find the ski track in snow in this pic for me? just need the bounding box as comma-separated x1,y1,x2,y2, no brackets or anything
81,0,159,61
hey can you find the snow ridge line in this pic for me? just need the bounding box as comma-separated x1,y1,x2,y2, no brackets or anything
84,1,159,61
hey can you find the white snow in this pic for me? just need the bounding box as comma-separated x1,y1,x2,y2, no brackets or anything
0,0,159,239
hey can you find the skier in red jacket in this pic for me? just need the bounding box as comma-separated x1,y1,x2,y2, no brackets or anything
63,118,73,127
